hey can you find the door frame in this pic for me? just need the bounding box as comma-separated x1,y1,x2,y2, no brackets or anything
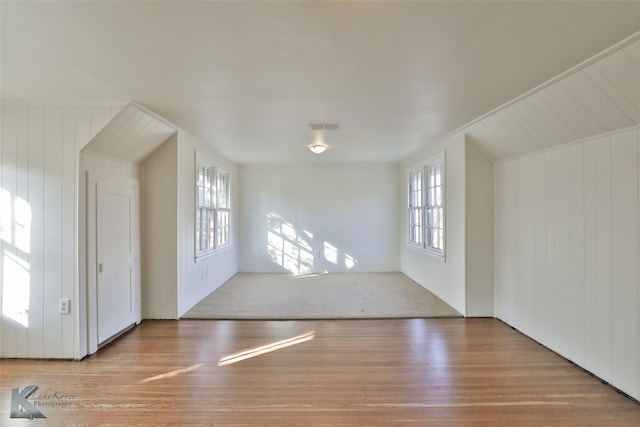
85,172,141,354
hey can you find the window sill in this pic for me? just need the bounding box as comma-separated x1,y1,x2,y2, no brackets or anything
195,244,232,263
407,243,446,262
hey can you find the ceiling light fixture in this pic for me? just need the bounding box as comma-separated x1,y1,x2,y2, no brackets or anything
309,144,327,154
307,123,337,154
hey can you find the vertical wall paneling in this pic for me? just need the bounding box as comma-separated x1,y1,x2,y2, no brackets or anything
516,155,535,335
493,163,506,320
1,106,18,356
28,106,45,358
583,138,597,373
43,107,64,357
593,136,613,381
74,107,91,359
496,159,519,322
532,152,547,341
14,107,29,356
610,129,639,397
0,105,123,359
568,143,585,365
61,107,76,358
495,127,640,400
554,146,572,358
544,151,557,349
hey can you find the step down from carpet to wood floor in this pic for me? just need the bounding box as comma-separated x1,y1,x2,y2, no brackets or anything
182,272,462,319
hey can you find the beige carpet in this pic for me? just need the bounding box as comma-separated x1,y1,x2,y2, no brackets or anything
182,272,461,319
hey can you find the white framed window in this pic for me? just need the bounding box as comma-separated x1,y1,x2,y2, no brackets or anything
196,154,230,259
408,153,445,258
408,168,424,247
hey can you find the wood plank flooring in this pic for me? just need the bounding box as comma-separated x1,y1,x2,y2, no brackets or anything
1,318,639,426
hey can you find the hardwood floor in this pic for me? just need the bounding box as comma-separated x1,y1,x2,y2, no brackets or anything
1,318,639,426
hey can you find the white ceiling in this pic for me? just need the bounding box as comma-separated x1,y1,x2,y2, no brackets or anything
2,1,640,164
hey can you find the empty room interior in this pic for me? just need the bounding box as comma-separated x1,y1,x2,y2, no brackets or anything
2,1,640,425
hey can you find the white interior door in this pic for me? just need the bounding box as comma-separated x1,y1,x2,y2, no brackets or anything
96,179,141,345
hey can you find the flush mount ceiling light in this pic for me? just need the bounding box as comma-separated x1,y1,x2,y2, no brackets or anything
308,123,338,154
309,144,327,154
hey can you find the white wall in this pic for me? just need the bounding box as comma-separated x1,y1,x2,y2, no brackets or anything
465,140,494,316
495,126,640,400
400,134,494,317
400,133,467,314
238,163,400,274
141,131,238,319
141,135,178,319
176,131,238,317
0,105,122,358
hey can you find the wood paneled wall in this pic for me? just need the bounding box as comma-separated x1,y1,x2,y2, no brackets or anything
495,126,640,399
0,105,122,358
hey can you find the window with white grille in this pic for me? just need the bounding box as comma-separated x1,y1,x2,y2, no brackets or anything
196,156,230,258
408,153,445,257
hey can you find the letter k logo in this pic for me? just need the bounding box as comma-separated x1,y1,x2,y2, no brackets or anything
10,385,47,419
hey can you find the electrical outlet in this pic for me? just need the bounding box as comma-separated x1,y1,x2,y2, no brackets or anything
59,299,70,315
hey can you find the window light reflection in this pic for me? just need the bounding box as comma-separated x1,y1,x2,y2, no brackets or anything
266,212,357,274
1,187,32,328
218,330,315,366
140,363,204,384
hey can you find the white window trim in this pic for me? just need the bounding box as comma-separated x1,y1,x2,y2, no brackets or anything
407,152,446,260
195,152,231,261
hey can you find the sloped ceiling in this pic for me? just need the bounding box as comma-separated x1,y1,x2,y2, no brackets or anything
464,36,640,160
2,1,640,163
83,103,177,163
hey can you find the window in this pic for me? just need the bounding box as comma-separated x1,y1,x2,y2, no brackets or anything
408,153,445,257
408,169,424,247
196,157,230,258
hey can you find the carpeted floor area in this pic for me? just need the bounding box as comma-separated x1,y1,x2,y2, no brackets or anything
182,272,461,319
